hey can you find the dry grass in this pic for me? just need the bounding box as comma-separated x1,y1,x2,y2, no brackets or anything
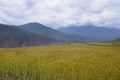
0,42,120,80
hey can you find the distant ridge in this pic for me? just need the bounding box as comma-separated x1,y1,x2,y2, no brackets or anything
58,25,120,41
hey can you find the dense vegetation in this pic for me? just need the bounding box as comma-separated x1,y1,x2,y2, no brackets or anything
0,42,120,80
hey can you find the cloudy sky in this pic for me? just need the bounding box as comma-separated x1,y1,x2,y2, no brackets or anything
0,0,120,28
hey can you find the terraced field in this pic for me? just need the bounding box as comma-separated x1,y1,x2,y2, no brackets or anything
0,42,120,80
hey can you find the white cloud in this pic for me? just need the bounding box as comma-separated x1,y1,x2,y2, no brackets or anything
0,0,120,28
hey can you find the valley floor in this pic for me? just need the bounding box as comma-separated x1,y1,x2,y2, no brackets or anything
0,42,120,80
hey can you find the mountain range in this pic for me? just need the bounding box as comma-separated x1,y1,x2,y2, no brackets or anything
0,23,88,47
58,25,120,41
0,22,120,47
19,23,88,42
0,24,62,47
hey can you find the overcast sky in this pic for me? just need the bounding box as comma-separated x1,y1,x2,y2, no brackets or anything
0,0,120,28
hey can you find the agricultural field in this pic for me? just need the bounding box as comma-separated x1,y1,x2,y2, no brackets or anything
0,42,120,80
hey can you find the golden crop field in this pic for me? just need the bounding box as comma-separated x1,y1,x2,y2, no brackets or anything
0,42,120,80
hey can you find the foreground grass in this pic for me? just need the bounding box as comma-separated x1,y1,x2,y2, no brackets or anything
0,42,120,80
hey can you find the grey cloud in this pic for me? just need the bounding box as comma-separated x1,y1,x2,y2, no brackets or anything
0,0,120,28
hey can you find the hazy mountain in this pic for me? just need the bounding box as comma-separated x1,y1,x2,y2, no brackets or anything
114,39,120,42
0,24,61,47
58,25,120,41
19,22,90,42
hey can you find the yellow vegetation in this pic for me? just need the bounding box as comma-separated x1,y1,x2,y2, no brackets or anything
0,42,120,80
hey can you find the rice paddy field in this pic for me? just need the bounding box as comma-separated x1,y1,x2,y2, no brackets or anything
0,42,120,80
